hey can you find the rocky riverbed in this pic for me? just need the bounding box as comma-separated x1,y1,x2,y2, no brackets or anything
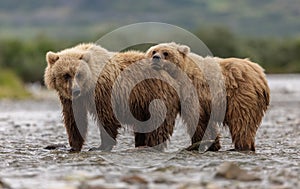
0,74,299,189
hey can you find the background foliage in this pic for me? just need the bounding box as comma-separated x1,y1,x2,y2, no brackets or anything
0,68,30,98
0,27,300,84
0,0,300,98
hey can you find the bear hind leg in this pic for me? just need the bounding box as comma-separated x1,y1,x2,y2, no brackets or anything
227,120,257,151
231,131,256,151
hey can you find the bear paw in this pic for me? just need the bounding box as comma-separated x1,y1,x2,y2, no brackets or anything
186,140,220,152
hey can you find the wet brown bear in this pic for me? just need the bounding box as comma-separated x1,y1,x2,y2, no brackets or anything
146,42,270,151
44,43,181,152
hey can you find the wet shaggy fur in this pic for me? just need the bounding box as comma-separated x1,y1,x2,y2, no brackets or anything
45,43,180,152
146,42,270,151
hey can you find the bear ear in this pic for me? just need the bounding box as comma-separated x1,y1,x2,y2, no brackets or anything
177,45,190,55
79,53,91,63
46,51,59,65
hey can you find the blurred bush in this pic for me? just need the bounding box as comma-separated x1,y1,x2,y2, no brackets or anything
195,27,300,73
0,68,31,99
0,35,75,83
0,27,300,85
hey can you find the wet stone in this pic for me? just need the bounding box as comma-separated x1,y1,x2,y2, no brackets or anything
215,162,261,182
121,175,148,185
153,177,176,184
0,179,11,189
0,75,300,189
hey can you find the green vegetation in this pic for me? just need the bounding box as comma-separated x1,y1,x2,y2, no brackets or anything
0,69,31,99
0,36,79,83
0,36,75,99
0,27,299,84
195,28,300,73
1,0,299,99
0,26,300,99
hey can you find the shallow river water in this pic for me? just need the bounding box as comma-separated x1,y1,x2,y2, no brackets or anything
0,74,299,189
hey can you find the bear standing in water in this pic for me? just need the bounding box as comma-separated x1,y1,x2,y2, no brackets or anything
44,43,182,152
146,42,270,151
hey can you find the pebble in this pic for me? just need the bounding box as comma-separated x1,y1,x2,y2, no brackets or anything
121,175,148,185
215,162,261,182
0,179,11,189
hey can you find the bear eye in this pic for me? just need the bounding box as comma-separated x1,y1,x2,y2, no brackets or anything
63,73,71,80
152,51,156,55
163,52,169,57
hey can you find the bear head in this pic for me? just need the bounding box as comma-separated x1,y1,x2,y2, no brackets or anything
146,42,190,70
44,44,105,100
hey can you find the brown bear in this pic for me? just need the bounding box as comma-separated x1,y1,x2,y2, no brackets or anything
146,42,270,151
44,43,183,152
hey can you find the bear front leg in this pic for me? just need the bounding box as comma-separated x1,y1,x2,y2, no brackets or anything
188,122,221,152
60,96,88,152
98,124,119,151
142,119,175,151
89,120,120,152
134,133,146,147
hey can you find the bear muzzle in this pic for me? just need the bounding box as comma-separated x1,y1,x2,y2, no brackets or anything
71,80,81,99
72,88,81,99
152,55,161,61
151,54,162,70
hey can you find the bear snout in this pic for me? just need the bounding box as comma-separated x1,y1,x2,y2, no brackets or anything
152,54,161,60
72,88,81,99
151,54,163,70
